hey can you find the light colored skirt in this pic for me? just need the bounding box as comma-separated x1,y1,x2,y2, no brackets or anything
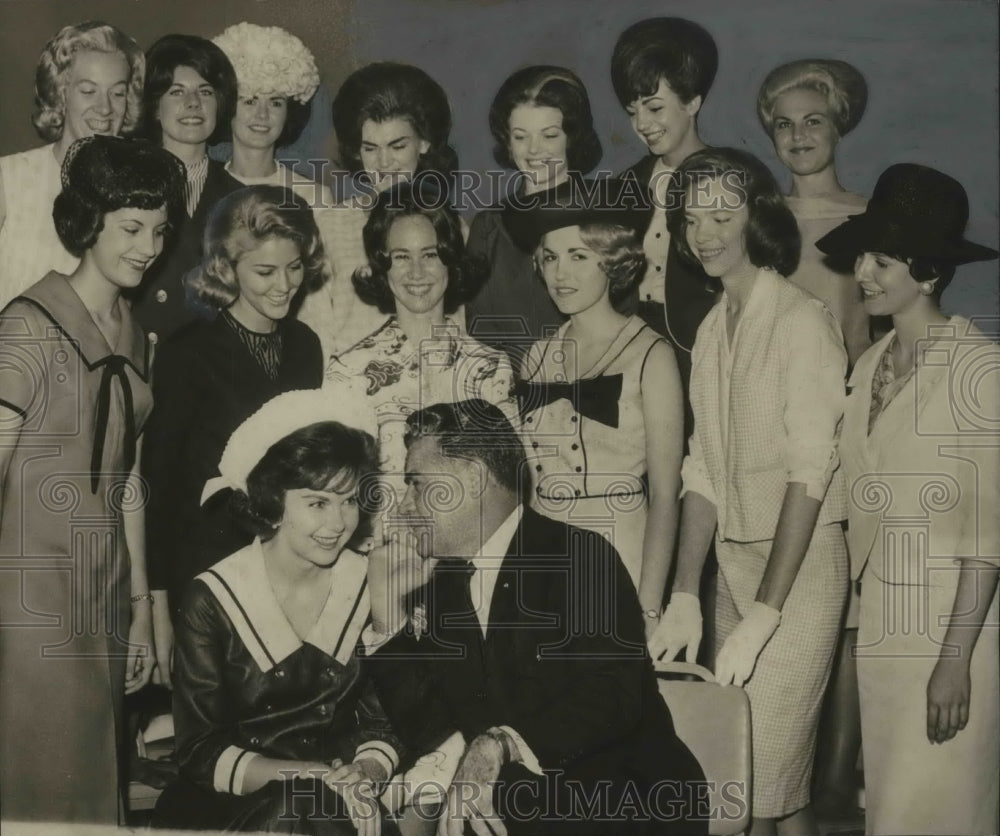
857,571,999,835
715,523,848,818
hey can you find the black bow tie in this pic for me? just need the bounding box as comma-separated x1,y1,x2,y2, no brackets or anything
515,374,623,428
90,355,137,494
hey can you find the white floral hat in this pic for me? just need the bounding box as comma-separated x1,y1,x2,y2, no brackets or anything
201,387,378,504
212,22,320,103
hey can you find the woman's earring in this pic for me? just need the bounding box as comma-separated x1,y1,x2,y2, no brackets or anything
920,281,936,296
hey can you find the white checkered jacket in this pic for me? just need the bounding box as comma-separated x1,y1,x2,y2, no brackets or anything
682,269,848,542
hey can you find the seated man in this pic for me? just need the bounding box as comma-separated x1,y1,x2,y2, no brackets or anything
363,400,707,835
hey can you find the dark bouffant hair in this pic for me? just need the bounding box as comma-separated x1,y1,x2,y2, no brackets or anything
137,34,238,145
53,136,186,257
404,400,527,498
239,421,381,541
218,96,313,149
332,62,457,177
488,65,602,174
611,17,718,108
186,185,328,310
32,21,145,142
353,182,487,315
667,147,801,277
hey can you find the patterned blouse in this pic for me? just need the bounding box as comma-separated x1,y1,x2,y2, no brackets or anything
324,316,516,493
867,335,916,434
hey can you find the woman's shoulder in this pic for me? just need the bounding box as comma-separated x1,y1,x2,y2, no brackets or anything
282,316,322,347
0,143,54,173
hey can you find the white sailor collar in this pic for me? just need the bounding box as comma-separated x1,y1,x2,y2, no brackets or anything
197,539,371,672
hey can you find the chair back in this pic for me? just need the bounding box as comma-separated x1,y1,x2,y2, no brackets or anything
655,660,752,836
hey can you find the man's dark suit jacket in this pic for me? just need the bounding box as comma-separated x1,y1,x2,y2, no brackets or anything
366,507,707,835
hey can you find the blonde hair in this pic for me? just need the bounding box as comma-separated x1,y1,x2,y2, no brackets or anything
186,185,328,310
32,21,145,142
756,59,867,137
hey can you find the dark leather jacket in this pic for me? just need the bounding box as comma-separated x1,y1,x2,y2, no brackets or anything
172,542,403,794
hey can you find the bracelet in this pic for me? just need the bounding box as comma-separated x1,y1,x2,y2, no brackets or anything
130,592,155,604
485,728,513,765
643,608,661,620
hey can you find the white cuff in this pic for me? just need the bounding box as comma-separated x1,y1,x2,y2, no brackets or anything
355,739,399,780
213,745,260,795
498,726,543,775
361,623,399,655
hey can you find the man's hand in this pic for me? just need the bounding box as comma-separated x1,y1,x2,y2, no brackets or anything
648,592,703,663
367,529,434,634
438,735,507,836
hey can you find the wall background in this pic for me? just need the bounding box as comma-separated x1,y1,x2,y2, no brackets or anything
1,0,996,320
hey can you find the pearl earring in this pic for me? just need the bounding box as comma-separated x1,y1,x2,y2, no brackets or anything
920,281,935,296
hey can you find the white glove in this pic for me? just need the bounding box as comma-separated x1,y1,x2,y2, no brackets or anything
648,592,703,663
715,601,781,687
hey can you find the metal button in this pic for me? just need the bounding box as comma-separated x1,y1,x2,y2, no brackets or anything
535,465,542,472
646,294,653,301
318,705,328,716
655,232,661,239
574,489,581,496
155,289,168,303
575,466,582,473
275,668,285,678
531,441,538,449
526,416,533,423
250,736,260,746
655,265,662,272
571,443,579,451
148,332,159,345
570,415,578,423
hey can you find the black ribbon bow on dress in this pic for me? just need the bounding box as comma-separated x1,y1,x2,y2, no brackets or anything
515,374,623,428
90,355,137,494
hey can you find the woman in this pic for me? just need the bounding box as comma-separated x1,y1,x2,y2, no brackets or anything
757,59,871,366
649,148,849,836
758,58,870,818
153,389,401,836
0,135,185,823
507,179,683,632
131,33,242,345
143,186,324,676
816,164,999,836
324,182,513,511
297,62,458,359
0,21,144,309
610,17,720,388
464,65,602,368
211,22,331,209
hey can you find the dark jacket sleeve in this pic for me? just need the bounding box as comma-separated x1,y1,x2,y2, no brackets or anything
345,672,408,777
172,580,250,793
142,337,198,591
363,624,461,760
503,533,650,769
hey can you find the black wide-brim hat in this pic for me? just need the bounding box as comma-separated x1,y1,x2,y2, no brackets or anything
502,176,654,253
816,163,998,265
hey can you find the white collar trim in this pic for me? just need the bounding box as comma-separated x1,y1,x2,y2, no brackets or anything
197,539,370,672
